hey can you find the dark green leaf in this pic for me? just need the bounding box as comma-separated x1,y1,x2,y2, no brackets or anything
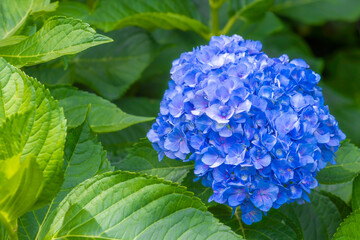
272,0,360,25
230,0,274,22
89,0,210,37
352,175,360,211
27,28,159,100
317,141,360,184
118,139,193,183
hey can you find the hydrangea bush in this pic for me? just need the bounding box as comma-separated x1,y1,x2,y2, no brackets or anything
148,35,346,224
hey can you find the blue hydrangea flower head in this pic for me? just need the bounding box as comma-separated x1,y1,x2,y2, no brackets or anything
147,35,346,224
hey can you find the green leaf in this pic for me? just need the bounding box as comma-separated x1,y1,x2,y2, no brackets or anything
352,175,360,211
209,204,302,240
37,171,242,240
0,154,43,239
230,0,274,22
181,171,217,207
45,1,91,21
0,0,33,40
0,58,66,208
272,0,360,25
27,28,159,100
50,87,153,132
318,181,353,204
319,190,352,220
89,0,210,37
99,97,160,161
18,116,113,240
210,190,343,240
0,16,112,68
117,139,193,184
228,12,284,40
317,141,360,184
333,208,360,240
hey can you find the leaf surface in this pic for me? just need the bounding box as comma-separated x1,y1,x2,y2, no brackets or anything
50,87,153,132
37,171,242,240
0,16,112,67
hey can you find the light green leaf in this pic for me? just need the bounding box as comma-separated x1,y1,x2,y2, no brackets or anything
45,1,91,21
333,208,360,240
352,175,360,211
118,139,193,184
27,28,159,100
318,181,353,204
37,171,242,240
0,35,28,48
0,16,112,68
89,0,210,37
50,87,153,132
0,0,33,40
31,0,58,14
0,58,66,208
18,116,113,240
0,154,43,239
272,0,360,25
230,0,274,22
317,141,360,184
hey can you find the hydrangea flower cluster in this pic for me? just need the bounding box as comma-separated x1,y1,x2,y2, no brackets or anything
147,35,345,225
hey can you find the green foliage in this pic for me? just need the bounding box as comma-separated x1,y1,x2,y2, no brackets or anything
333,209,360,240
27,28,159,100
0,0,359,239
0,154,43,239
210,190,347,240
230,0,274,22
0,0,32,41
50,87,153,132
0,16,112,68
352,175,360,211
272,0,360,25
89,0,210,38
0,58,66,208
37,171,242,240
317,141,360,184
18,117,113,240
117,139,193,183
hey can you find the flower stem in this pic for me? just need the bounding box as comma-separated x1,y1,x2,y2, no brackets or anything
235,207,246,238
209,0,226,36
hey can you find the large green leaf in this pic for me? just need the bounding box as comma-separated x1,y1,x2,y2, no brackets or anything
333,209,360,240
0,16,112,68
317,141,360,184
18,117,113,240
0,58,66,207
318,181,353,204
37,171,242,240
27,28,159,100
117,139,193,184
210,190,344,240
89,0,210,37
272,0,360,25
0,154,43,239
0,0,32,40
50,87,153,132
